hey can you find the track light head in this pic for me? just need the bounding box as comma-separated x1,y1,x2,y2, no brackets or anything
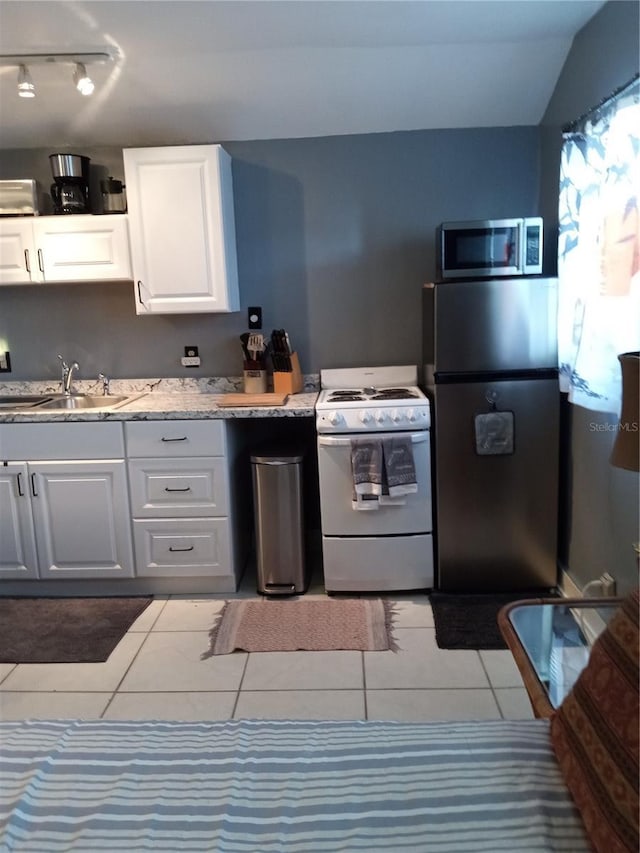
73,62,94,96
17,64,35,98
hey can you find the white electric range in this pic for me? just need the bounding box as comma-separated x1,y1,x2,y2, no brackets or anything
315,365,434,593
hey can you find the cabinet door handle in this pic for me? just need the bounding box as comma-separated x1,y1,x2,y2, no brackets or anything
37,249,44,273
169,545,194,552
24,250,31,274
164,486,191,492
137,280,145,306
161,436,188,442
30,473,38,497
16,472,24,497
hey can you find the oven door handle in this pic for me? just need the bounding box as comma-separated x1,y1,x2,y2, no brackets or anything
318,432,428,447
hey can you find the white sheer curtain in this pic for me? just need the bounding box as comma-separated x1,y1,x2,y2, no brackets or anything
558,78,640,414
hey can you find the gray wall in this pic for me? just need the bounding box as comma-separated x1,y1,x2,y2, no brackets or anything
540,0,640,596
0,127,540,382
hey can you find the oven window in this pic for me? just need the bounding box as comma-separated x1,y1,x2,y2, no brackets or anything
444,227,517,270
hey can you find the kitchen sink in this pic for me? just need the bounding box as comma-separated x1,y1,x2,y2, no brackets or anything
37,395,132,410
0,394,54,409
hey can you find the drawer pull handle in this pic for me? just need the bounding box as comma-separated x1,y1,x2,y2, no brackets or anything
24,249,31,274
16,472,24,497
169,545,194,552
161,436,188,442
164,486,191,492
31,473,38,497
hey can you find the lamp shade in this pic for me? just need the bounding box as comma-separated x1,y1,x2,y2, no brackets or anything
610,351,640,472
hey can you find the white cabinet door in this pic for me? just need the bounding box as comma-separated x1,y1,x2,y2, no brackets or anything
0,463,39,579
34,216,132,282
0,219,42,284
124,145,239,314
30,460,134,579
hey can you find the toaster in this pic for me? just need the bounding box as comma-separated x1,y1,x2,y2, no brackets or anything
0,179,41,215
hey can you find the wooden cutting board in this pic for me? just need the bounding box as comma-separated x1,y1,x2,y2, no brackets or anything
217,392,289,407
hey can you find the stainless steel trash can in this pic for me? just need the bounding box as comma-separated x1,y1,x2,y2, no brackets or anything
251,446,307,595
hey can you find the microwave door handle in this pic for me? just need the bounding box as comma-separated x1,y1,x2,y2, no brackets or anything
318,432,428,447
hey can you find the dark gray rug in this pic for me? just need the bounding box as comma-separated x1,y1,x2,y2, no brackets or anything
430,592,550,650
0,597,153,663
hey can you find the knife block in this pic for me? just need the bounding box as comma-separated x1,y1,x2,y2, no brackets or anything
273,352,303,395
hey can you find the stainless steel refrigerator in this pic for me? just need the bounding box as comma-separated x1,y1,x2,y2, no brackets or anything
422,277,559,592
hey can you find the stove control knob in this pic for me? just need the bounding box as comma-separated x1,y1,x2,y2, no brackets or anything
328,411,344,426
407,408,417,423
375,410,387,425
359,410,372,425
391,409,404,424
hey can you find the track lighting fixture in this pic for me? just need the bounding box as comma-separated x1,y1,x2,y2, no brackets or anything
17,64,35,98
73,62,94,96
0,51,112,99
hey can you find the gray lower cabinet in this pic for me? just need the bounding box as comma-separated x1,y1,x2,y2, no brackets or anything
0,422,134,580
124,420,237,588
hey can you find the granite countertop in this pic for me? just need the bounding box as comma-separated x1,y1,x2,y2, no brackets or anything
0,377,319,423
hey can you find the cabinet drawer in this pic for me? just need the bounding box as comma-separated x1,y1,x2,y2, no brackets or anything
128,457,228,517
0,422,124,460
125,419,225,457
132,518,231,577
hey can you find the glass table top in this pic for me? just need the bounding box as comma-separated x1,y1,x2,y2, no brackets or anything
507,600,619,709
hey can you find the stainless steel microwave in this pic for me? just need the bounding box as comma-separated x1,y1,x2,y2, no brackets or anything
438,217,543,279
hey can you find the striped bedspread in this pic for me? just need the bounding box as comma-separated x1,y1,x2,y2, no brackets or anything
0,718,589,852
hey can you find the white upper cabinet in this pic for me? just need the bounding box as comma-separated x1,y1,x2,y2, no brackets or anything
34,216,132,282
0,216,132,285
123,145,240,314
0,219,37,284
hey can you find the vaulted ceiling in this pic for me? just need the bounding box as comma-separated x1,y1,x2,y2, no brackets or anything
0,0,606,148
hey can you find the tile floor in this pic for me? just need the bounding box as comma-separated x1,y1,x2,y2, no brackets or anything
0,567,534,724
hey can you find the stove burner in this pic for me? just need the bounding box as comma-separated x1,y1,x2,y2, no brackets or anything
329,394,364,402
329,390,362,397
370,389,419,400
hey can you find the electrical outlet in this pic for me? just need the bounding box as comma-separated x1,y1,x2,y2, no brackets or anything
181,345,200,368
248,306,262,329
599,572,616,596
0,351,10,372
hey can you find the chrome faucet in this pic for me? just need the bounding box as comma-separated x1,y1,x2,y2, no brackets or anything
98,373,110,395
57,355,80,395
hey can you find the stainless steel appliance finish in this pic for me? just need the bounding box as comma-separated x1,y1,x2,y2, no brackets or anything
49,154,90,180
0,180,40,216
316,365,434,592
49,154,91,214
422,276,557,384
438,217,543,279
251,447,307,595
422,277,559,592
100,177,127,214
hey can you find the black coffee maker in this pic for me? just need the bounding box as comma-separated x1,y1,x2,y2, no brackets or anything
50,153,91,214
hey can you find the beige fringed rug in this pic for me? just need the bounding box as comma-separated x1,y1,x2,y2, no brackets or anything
201,598,397,657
